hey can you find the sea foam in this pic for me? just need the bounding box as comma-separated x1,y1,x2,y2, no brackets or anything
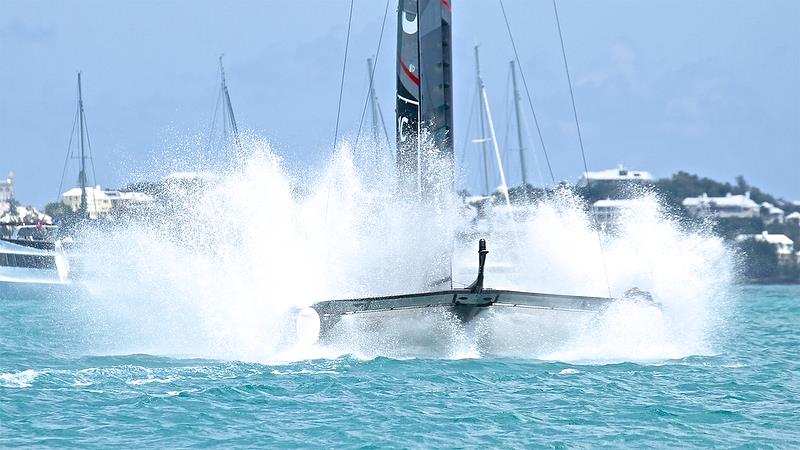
66,134,735,364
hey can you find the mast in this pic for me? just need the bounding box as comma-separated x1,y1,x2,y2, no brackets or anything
219,55,240,147
510,60,528,187
77,72,88,219
367,57,381,156
396,0,453,195
480,80,512,210
474,45,490,195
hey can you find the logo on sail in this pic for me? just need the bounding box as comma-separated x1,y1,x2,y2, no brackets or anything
402,12,418,35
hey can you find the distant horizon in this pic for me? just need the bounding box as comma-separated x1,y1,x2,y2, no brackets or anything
2,0,798,207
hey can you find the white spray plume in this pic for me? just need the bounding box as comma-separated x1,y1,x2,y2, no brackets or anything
69,134,734,364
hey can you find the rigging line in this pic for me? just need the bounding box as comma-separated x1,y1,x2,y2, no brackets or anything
209,90,222,155
502,64,513,185
354,0,391,149
57,102,79,203
522,103,547,190
458,86,478,171
498,0,556,186
552,0,590,183
82,108,100,216
332,0,355,151
221,99,227,150
375,97,391,147
551,0,612,297
324,0,356,261
477,83,490,196
207,67,223,154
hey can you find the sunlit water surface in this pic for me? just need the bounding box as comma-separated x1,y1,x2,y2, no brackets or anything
1,283,798,447
2,142,797,446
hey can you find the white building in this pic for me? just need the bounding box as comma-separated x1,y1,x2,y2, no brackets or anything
760,202,785,224
0,172,14,214
736,231,795,264
578,166,653,187
682,192,760,219
591,198,644,224
62,186,154,219
786,211,800,227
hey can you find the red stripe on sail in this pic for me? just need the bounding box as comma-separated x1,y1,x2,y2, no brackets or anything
441,0,451,10
399,57,420,86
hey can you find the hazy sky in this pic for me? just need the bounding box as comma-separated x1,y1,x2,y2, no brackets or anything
1,0,798,208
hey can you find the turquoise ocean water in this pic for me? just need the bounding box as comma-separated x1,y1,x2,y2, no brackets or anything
1,283,798,447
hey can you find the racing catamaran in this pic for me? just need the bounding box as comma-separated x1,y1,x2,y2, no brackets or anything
305,0,617,342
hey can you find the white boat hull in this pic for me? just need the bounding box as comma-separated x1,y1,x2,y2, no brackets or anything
0,239,69,286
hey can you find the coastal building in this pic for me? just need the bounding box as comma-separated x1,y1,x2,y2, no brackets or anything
760,202,785,224
736,231,795,264
62,186,112,218
0,173,51,227
682,192,760,219
62,186,154,219
577,166,653,187
786,211,800,227
0,172,14,215
591,198,644,224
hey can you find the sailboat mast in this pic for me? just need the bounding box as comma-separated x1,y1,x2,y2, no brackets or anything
481,87,511,209
510,60,528,187
77,72,88,218
367,57,381,153
219,55,239,146
474,45,490,195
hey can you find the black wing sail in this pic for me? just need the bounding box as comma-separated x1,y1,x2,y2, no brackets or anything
418,0,453,159
397,0,422,193
396,0,453,195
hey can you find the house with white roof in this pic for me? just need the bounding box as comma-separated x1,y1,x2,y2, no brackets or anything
62,186,154,219
760,202,785,224
577,166,653,187
682,192,760,219
786,211,800,227
62,186,113,218
736,231,796,264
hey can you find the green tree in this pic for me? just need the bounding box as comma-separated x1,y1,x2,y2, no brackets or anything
737,239,779,281
44,202,71,218
714,218,763,240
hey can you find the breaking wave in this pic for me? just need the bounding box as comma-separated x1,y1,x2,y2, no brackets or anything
65,134,735,364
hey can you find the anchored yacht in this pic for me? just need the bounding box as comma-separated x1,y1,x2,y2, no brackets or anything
0,238,69,285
